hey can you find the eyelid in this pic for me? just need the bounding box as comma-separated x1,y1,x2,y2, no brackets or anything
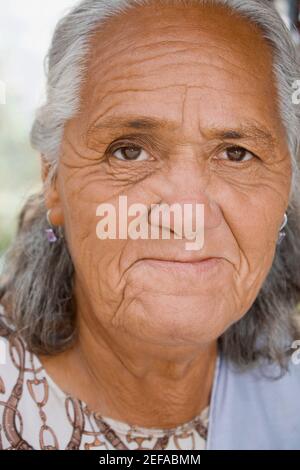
114,146,151,162
105,136,261,163
106,135,158,160
216,143,259,160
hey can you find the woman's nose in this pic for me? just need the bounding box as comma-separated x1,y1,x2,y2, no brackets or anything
148,159,223,247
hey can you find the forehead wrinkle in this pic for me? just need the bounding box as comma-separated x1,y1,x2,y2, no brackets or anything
92,115,180,132
85,77,274,130
92,39,258,72
91,1,269,58
85,3,274,88
88,39,271,90
88,113,278,152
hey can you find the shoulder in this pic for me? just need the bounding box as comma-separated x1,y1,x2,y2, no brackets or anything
219,352,300,411
0,308,26,392
0,306,37,449
209,353,300,449
0,304,84,450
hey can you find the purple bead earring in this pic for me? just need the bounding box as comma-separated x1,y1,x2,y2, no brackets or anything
45,209,58,243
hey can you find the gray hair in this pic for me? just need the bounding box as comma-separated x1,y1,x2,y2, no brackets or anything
1,0,300,371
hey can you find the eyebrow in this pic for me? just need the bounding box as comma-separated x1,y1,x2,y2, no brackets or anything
92,115,276,150
206,127,276,150
93,116,177,131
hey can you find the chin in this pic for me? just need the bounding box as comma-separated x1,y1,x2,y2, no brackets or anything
122,294,229,347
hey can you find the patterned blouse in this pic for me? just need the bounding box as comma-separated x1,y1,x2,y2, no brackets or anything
0,315,209,450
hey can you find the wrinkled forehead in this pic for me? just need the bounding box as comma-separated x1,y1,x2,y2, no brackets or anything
75,1,287,148
84,2,275,88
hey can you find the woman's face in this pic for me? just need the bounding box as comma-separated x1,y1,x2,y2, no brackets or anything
46,3,292,347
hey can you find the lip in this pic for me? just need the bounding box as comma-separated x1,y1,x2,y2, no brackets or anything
138,257,222,274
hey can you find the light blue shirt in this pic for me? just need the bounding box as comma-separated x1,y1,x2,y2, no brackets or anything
206,351,300,449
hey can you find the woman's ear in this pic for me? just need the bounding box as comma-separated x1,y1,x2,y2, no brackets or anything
41,155,64,226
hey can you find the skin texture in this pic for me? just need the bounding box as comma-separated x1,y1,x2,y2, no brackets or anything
40,2,292,428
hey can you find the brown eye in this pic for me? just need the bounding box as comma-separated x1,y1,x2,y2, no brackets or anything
220,146,254,162
112,145,150,161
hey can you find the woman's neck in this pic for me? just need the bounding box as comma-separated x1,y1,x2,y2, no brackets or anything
39,315,218,429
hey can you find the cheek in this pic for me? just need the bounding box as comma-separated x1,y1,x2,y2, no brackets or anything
57,172,124,290
216,174,287,304
225,205,279,316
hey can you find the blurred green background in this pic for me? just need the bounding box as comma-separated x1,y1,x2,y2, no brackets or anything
0,85,40,254
0,0,75,261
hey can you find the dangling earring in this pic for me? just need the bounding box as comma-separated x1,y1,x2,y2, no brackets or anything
277,212,288,246
45,209,58,243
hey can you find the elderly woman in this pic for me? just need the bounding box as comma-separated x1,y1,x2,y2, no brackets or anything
1,0,300,451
